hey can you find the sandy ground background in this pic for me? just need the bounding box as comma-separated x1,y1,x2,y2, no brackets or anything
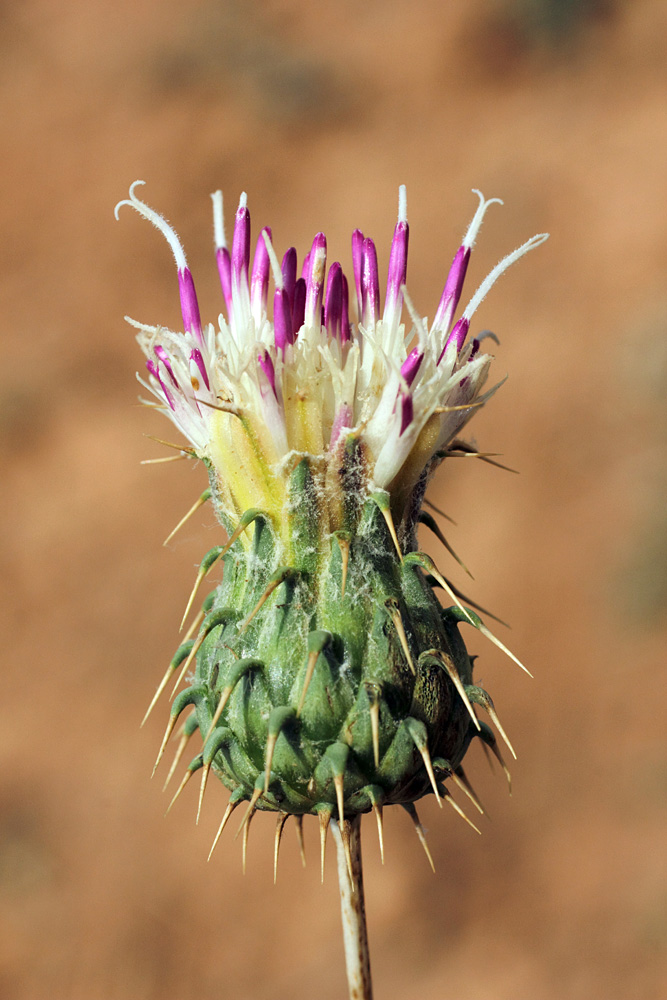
1,1,666,998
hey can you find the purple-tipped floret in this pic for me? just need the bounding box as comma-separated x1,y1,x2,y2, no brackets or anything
361,237,380,328
329,403,353,450
292,277,306,336
304,233,327,329
274,287,293,354
146,359,175,410
258,348,277,398
281,248,297,311
154,345,178,387
433,245,470,336
400,347,423,387
250,227,272,321
231,201,251,290
438,316,470,364
324,262,343,340
399,391,414,436
351,229,364,318
384,219,409,316
340,273,350,344
178,268,203,345
190,348,210,391
215,246,232,316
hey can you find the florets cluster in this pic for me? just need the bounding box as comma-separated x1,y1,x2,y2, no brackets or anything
116,182,547,533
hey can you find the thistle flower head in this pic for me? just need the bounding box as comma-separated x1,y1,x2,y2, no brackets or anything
119,181,545,887
117,181,547,537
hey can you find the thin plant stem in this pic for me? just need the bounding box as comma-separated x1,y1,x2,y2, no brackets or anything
331,815,373,1000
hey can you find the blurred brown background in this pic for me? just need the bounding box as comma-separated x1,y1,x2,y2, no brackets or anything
1,1,666,998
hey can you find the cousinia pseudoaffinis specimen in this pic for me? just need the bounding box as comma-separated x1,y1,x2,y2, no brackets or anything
116,180,547,1000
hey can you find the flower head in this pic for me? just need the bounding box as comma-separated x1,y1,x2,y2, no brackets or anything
116,181,547,537
118,181,546,903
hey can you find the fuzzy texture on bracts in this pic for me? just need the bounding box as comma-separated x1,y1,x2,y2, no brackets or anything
162,447,503,829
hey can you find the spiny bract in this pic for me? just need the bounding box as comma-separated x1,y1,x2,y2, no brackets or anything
117,182,545,869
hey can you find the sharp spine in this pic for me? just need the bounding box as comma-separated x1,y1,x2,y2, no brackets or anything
162,713,198,792
141,640,194,728
238,567,295,634
442,786,482,835
163,488,211,546
208,799,239,862
417,510,473,578
196,763,211,825
466,686,516,759
335,532,351,597
340,819,354,885
295,815,307,868
368,787,385,864
297,631,332,717
385,599,415,674
478,723,512,793
402,803,435,872
364,683,381,768
319,808,332,882
273,813,289,883
180,547,223,631
419,649,480,731
165,755,202,815
451,766,485,815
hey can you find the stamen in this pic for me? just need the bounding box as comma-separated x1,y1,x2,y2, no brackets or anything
250,227,272,323
190,348,210,391
215,246,232,315
399,392,413,436
290,277,306,338
329,403,353,451
304,233,327,329
231,193,251,333
361,237,380,328
383,220,408,329
146,360,175,411
351,229,364,318
438,317,470,363
292,277,306,336
274,288,293,354
258,348,278,399
340,274,351,344
281,248,297,308
384,185,409,332
232,194,250,280
432,245,470,336
177,269,203,345
324,262,343,340
432,191,503,338
154,345,178,387
400,347,422,387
